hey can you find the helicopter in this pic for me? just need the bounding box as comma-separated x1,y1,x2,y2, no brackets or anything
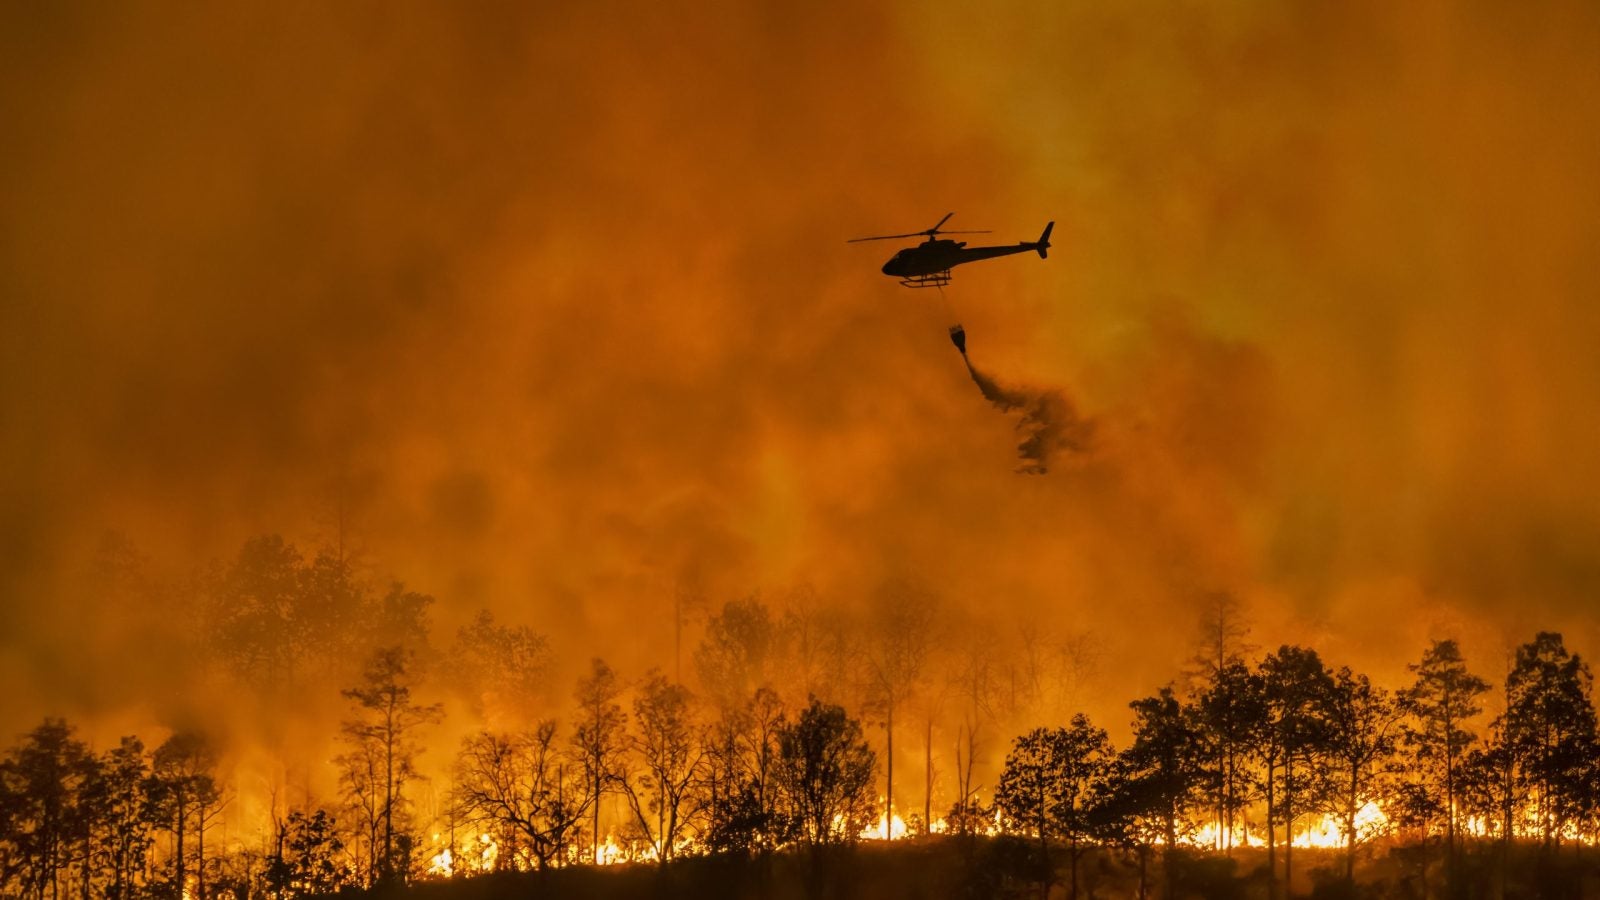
849,213,1053,288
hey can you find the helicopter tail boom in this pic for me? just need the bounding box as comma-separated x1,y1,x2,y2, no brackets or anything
1036,221,1054,259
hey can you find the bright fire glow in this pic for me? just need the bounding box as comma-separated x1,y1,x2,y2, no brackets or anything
1184,802,1389,850
861,812,909,841
599,834,625,865
420,798,1403,878
427,832,500,877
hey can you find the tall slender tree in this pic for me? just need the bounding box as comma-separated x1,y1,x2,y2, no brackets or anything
1324,667,1399,883
1260,646,1336,898
1196,661,1262,856
1187,593,1256,853
1399,638,1489,897
338,647,442,885
1500,632,1596,850
619,672,705,865
151,732,221,900
864,581,935,840
570,658,627,865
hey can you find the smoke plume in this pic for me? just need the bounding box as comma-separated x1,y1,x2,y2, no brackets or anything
959,342,1094,474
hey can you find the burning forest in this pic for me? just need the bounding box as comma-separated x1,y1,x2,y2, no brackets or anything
5,548,1600,898
6,1,1600,899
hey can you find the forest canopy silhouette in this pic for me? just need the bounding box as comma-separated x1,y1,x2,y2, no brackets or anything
4,548,1600,896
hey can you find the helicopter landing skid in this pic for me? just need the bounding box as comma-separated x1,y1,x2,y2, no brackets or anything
899,270,952,289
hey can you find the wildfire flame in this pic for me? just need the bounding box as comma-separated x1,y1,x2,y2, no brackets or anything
861,812,910,841
598,833,625,865
420,797,1404,878
1185,802,1389,850
427,832,500,877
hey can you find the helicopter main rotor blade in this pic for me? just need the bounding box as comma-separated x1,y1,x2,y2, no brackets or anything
846,232,927,243
846,208,994,242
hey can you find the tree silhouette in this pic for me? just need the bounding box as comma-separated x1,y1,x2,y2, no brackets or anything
449,610,552,727
205,536,309,694
570,658,627,865
948,627,1003,840
151,731,223,900
0,720,95,900
995,715,1112,900
451,723,583,871
1196,660,1262,856
1400,638,1489,896
205,536,434,706
863,581,935,840
334,730,384,882
772,699,877,847
1458,730,1519,897
87,737,153,900
1324,666,1400,883
1260,645,1336,898
1089,754,1168,900
264,809,345,897
700,686,785,856
338,646,442,886
695,597,780,712
1187,593,1256,854
1119,688,1206,900
619,672,705,865
1501,632,1596,850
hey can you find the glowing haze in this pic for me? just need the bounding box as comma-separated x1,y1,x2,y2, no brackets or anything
3,0,1600,786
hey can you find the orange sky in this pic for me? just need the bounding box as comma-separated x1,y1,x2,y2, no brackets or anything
4,1,1600,755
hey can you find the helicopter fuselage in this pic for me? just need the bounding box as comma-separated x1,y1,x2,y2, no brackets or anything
881,238,1042,278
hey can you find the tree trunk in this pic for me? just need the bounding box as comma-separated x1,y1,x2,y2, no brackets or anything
1285,769,1293,899
175,793,187,900
1500,758,1512,900
197,813,206,900
1163,813,1178,900
1039,796,1051,900
1137,843,1148,900
1069,834,1079,900
384,701,396,885
1419,827,1430,900
1344,782,1358,884
1224,750,1236,855
1444,717,1456,899
925,718,933,836
885,699,894,840
1264,760,1276,900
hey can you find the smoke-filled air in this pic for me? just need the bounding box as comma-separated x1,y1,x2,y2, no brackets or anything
4,2,1600,898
